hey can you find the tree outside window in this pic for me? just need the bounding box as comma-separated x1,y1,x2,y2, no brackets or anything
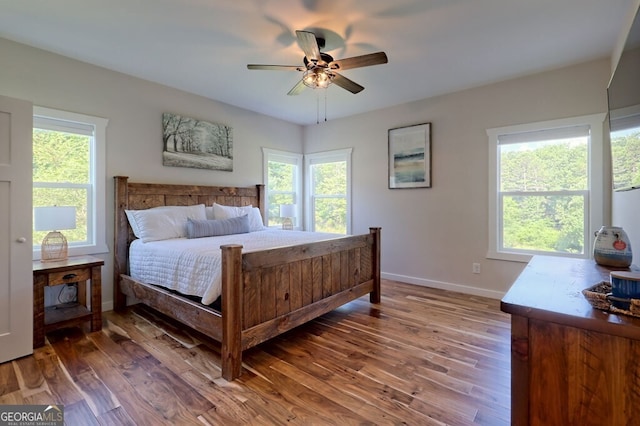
33,128,90,245
305,149,352,235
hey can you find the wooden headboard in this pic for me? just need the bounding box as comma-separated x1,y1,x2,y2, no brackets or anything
113,176,265,308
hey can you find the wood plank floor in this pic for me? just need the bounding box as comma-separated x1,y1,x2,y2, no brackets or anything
0,280,511,425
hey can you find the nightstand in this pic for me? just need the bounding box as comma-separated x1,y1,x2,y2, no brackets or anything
33,255,104,348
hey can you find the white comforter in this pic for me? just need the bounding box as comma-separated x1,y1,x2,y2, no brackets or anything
129,229,341,304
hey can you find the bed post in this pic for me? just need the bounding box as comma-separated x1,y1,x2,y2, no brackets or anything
256,184,266,224
220,244,244,380
370,227,381,304
114,176,129,311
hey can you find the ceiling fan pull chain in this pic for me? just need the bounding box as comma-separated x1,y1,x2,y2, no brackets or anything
325,90,328,122
316,91,320,124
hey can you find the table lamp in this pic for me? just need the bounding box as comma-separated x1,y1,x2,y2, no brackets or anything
279,204,296,230
34,206,76,262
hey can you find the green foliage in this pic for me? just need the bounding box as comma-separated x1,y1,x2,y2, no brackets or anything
33,129,89,183
500,139,587,254
312,162,346,194
33,129,89,245
311,162,347,234
503,195,584,253
500,140,587,191
314,198,346,234
268,161,295,192
267,161,296,226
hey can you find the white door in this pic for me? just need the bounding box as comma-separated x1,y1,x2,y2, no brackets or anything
0,95,33,362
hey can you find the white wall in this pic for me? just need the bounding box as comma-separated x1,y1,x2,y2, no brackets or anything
0,37,303,311
304,59,612,298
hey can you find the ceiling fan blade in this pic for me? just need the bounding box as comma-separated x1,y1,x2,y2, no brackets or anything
330,52,388,71
287,79,307,96
247,64,304,71
332,73,364,94
296,30,321,62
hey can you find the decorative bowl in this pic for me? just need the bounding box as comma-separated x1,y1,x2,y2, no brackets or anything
607,271,640,310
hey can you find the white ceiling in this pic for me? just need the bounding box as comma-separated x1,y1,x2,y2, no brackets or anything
0,0,636,125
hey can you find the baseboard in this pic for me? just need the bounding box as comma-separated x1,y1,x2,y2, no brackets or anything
381,272,506,300
101,275,505,311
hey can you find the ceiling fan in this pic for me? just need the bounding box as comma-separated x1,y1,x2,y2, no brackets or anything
247,30,388,95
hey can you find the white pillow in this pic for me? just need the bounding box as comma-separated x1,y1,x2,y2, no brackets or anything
205,206,215,220
212,203,251,219
125,204,207,242
248,207,266,232
212,203,265,232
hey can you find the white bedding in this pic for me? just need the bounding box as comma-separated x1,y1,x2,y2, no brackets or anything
129,229,342,305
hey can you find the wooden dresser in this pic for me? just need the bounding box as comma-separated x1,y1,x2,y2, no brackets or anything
501,255,640,426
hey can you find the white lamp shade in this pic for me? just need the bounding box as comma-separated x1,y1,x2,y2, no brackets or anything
279,204,296,218
34,206,77,231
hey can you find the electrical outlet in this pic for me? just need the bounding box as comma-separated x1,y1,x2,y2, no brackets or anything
472,263,481,274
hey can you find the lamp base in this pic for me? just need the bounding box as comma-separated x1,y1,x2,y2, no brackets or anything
282,218,293,231
41,231,68,262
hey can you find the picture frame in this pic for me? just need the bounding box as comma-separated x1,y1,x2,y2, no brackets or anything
388,122,431,189
162,112,233,171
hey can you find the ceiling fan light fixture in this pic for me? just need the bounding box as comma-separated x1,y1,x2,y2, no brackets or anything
302,69,333,89
247,30,387,96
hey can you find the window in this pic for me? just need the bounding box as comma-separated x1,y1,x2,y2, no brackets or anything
262,148,302,228
487,114,605,262
263,148,352,233
305,149,352,234
33,107,108,259
610,105,640,191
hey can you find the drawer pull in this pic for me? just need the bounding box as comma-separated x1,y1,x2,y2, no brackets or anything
62,273,78,280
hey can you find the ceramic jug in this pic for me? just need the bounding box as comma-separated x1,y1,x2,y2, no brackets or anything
593,226,633,268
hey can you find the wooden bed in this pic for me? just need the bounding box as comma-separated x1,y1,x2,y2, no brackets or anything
113,176,381,380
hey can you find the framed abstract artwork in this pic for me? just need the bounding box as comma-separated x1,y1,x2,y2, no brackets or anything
388,122,431,188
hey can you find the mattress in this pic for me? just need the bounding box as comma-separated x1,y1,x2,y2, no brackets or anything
129,229,341,304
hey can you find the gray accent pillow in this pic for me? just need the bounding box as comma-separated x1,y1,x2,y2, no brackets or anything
186,215,250,239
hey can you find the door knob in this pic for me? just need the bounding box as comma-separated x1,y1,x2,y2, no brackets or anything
16,237,27,243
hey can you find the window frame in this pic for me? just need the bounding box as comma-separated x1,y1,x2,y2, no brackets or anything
32,106,108,259
304,148,352,234
262,148,303,228
487,113,605,262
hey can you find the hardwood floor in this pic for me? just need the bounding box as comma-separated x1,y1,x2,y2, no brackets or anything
0,280,511,425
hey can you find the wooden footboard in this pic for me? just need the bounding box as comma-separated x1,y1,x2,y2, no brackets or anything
114,176,381,381
220,228,381,379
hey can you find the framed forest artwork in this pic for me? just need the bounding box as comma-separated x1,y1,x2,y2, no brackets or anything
162,113,233,171
388,122,431,188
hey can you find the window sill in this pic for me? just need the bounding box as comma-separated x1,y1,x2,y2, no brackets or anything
486,251,532,263
33,243,109,261
487,250,589,263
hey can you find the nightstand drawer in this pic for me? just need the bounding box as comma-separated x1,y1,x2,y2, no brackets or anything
48,268,90,286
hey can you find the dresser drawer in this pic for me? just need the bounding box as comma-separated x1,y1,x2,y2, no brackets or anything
48,268,90,286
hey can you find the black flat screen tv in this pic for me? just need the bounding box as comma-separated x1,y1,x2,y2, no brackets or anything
608,7,640,191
